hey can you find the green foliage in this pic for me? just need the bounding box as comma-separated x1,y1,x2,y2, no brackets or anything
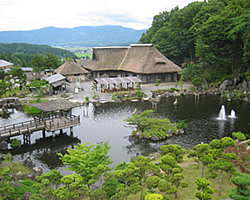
58,141,112,189
10,139,21,148
85,96,89,102
103,176,120,198
176,120,188,129
160,144,186,163
125,110,179,140
145,193,164,200
54,173,90,200
195,178,214,200
229,172,250,200
191,75,202,86
232,132,246,141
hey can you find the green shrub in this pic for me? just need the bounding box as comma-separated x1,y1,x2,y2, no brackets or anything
112,94,117,100
103,177,120,198
85,96,89,102
10,139,21,148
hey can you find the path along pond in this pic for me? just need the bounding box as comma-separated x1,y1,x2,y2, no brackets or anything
1,94,250,176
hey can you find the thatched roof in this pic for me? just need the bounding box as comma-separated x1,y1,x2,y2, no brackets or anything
84,44,182,74
27,71,45,81
75,59,91,67
31,99,78,112
55,60,88,75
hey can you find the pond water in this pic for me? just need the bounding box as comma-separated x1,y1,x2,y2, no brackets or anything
2,95,250,175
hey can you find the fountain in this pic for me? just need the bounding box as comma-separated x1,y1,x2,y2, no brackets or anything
228,110,236,118
217,105,227,120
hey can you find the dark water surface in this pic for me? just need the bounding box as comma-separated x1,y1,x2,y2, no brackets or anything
2,95,250,175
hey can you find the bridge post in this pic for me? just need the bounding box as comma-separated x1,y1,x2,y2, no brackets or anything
42,129,46,138
70,127,73,137
60,129,63,134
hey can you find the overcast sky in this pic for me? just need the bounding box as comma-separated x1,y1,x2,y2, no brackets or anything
0,0,200,31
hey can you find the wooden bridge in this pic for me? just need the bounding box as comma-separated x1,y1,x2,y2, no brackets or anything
0,114,80,144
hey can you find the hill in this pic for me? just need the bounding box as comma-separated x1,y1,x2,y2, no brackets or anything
0,43,77,58
0,25,146,47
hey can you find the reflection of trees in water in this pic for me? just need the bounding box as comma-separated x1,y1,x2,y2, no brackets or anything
10,133,81,169
125,136,162,157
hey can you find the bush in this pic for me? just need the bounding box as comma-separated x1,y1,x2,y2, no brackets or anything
10,139,21,148
103,177,120,198
85,96,89,102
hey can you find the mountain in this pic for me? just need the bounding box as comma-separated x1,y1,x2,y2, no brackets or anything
0,25,147,47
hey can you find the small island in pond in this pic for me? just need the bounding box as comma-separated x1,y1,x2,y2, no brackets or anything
125,109,188,140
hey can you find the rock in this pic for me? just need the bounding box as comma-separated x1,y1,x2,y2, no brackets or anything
16,171,23,180
226,85,235,91
243,97,249,102
151,135,159,141
22,192,32,200
0,141,8,150
144,135,150,139
155,162,159,165
117,93,123,101
220,80,233,94
24,172,35,180
162,91,170,98
150,156,156,161
152,92,156,98
22,155,35,169
175,130,180,135
242,81,248,91
129,92,137,98
11,181,20,187
9,172,14,181
0,153,4,162
180,129,185,134
33,167,42,176
4,154,13,161
169,129,175,135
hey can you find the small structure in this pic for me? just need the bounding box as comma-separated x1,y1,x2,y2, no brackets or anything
84,44,182,83
44,73,69,94
27,71,45,81
95,76,142,92
21,67,33,75
55,60,88,82
0,59,13,71
0,99,80,144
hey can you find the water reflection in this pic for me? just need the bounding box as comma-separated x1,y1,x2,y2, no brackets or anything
2,94,250,175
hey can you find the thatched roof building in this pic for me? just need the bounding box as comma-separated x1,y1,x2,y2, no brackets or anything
55,60,88,82
27,71,45,81
84,44,182,83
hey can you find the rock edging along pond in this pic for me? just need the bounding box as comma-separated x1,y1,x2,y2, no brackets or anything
125,109,188,141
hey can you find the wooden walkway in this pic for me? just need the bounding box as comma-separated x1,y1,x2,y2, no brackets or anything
0,114,80,142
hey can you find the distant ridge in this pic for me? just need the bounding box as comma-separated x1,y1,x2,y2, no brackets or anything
0,25,146,47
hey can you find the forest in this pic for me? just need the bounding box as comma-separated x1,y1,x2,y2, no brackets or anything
139,0,250,83
0,43,77,67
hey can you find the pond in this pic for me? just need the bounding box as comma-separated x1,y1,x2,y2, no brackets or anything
2,94,250,175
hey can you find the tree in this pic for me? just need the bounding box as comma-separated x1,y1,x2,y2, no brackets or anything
195,178,214,200
187,143,214,178
54,173,90,200
30,54,45,71
160,144,186,163
229,172,250,200
7,65,26,86
134,155,161,200
58,141,112,199
145,193,164,200
113,161,141,200
44,52,62,70
208,137,237,196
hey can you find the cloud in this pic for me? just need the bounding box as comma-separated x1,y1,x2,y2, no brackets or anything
0,0,201,31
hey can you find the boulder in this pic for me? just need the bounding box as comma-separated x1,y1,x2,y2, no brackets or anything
243,97,249,102
152,92,156,98
33,167,43,176
220,80,233,94
22,192,32,200
175,130,180,135
0,153,4,162
16,171,23,180
0,141,8,150
117,93,123,101
180,129,185,134
162,91,170,98
129,92,137,98
22,155,35,169
24,172,35,180
10,181,20,187
242,81,248,91
151,135,159,141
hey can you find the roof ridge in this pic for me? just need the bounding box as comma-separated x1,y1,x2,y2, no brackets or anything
118,47,130,70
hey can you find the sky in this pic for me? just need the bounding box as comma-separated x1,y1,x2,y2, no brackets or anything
0,0,200,31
